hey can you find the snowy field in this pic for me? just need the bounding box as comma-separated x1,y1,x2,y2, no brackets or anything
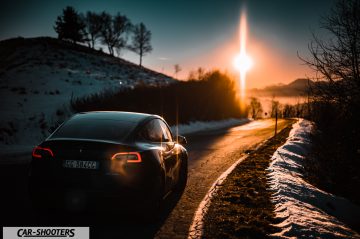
267,119,360,238
0,37,174,147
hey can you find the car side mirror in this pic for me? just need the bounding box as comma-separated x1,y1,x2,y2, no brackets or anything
177,135,187,145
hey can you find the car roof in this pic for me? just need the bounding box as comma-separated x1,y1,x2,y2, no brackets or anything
73,111,161,124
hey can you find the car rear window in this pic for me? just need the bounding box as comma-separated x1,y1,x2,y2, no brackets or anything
50,118,137,141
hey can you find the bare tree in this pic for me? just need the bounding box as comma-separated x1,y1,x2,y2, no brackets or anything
270,98,280,118
113,14,132,56
249,97,263,119
197,67,205,80
187,70,196,80
282,104,293,118
99,12,114,55
300,0,360,110
83,11,102,49
174,64,182,79
100,12,132,56
129,23,153,67
187,67,206,80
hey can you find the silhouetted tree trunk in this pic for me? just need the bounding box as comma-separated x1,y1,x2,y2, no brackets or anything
100,12,131,56
129,23,153,66
300,0,360,111
83,11,102,49
299,0,360,204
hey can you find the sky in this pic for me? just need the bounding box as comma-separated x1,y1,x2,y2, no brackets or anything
0,0,336,88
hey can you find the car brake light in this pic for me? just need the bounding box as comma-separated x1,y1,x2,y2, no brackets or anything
32,146,54,158
111,152,142,163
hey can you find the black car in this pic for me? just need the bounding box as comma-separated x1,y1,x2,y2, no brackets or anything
29,111,188,214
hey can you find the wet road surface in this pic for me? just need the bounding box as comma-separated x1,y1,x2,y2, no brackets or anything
0,119,291,239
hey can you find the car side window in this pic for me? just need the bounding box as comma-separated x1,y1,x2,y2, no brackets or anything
139,119,173,142
139,119,163,142
159,120,173,142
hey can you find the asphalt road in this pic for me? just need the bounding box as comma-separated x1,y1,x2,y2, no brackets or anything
0,119,291,239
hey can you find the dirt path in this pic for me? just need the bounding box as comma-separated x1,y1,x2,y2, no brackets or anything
155,119,291,239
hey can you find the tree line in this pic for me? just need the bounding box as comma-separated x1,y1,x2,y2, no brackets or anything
300,0,360,203
70,70,244,125
247,97,307,120
54,6,152,66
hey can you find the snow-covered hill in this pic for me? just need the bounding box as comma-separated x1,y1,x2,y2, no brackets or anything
0,37,175,147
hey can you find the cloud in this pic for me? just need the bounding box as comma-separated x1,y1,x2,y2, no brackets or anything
158,57,170,61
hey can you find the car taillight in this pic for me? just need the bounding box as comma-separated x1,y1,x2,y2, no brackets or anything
111,152,142,163
32,146,54,159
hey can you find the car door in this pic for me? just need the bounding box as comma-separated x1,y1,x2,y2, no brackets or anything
138,119,178,192
158,120,181,191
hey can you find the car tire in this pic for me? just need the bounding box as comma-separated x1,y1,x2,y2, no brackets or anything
175,157,188,193
138,175,164,222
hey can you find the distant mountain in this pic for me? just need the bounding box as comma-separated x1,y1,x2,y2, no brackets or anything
0,37,175,146
248,78,312,97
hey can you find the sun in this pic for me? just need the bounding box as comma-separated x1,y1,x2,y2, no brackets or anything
233,10,253,107
233,52,253,74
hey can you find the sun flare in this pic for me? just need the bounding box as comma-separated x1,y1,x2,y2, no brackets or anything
234,11,253,106
233,52,253,74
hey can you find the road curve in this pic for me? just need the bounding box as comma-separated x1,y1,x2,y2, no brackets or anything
155,119,290,238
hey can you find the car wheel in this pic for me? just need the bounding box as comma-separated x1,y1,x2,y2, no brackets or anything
175,157,188,193
138,175,164,222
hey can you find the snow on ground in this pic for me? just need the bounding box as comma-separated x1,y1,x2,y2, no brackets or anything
267,119,360,238
170,118,250,136
0,37,174,147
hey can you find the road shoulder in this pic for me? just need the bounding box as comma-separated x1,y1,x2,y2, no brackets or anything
199,120,295,239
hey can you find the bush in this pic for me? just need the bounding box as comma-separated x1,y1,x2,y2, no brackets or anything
71,70,245,125
303,98,360,205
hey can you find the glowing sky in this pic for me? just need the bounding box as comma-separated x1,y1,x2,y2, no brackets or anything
0,0,336,88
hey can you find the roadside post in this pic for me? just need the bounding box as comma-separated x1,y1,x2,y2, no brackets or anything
275,109,278,137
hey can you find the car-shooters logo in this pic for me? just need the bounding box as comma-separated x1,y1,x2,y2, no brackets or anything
3,227,89,239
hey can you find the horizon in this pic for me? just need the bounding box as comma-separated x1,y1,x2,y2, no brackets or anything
0,0,336,88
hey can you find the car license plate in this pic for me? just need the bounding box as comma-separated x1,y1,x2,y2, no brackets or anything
63,160,99,170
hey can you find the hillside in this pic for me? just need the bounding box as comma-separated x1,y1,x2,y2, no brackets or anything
248,78,312,97
0,37,175,146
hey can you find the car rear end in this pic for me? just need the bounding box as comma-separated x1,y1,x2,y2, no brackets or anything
29,113,163,211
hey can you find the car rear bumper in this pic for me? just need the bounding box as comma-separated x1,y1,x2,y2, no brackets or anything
29,172,163,210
